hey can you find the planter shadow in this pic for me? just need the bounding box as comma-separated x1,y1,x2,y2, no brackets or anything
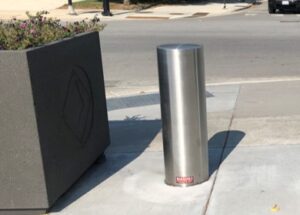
50,119,161,212
50,128,245,212
106,91,213,111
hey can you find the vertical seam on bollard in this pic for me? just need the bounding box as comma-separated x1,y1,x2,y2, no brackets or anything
203,85,241,215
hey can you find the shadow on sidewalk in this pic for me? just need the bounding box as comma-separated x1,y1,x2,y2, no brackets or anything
209,130,245,175
50,119,161,213
107,91,213,111
50,124,244,213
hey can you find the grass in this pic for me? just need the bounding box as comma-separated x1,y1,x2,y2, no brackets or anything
59,0,153,10
59,0,190,10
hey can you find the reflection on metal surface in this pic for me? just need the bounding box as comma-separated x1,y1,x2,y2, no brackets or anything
157,44,209,187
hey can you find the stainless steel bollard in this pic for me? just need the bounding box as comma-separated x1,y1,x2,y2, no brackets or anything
157,44,209,187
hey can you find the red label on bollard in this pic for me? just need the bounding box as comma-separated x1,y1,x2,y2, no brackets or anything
176,176,194,184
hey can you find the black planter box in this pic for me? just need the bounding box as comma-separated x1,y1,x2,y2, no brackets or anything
0,32,110,214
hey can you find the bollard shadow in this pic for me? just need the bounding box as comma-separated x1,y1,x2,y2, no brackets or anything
209,130,245,176
50,118,243,212
50,119,161,213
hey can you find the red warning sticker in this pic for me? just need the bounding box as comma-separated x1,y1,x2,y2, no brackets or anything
176,176,194,184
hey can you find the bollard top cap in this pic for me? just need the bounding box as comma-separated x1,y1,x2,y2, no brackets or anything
157,44,203,51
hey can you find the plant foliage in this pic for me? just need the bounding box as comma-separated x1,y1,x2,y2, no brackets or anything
0,11,105,50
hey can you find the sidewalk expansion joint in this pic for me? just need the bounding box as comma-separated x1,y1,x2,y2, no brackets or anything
203,85,241,215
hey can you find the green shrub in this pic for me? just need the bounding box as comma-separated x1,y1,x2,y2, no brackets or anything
0,11,105,50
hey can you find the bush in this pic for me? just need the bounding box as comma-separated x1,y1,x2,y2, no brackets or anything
0,11,105,50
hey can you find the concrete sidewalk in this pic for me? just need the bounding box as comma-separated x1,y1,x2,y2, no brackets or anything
0,0,66,11
0,0,252,21
48,79,300,215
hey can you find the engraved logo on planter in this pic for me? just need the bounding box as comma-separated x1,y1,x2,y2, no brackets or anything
63,66,94,147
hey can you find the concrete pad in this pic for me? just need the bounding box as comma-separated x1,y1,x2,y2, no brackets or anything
107,112,231,155
50,150,222,215
107,84,239,121
108,104,161,121
107,93,161,121
227,116,300,147
105,86,158,99
235,81,300,118
141,112,233,152
146,129,228,152
206,144,300,215
146,119,232,152
108,110,233,153
0,8,132,21
107,85,238,152
0,0,66,11
207,112,233,148
107,120,161,153
107,93,160,112
143,3,250,17
206,85,240,113
0,1,251,21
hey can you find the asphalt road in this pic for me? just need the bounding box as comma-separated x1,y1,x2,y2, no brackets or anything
100,1,300,92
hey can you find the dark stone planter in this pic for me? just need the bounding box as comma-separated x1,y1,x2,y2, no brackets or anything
0,32,110,215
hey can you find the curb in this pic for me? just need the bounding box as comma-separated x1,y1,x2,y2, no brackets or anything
233,4,253,12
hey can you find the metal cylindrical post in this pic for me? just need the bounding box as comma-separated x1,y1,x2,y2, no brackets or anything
157,44,209,187
102,0,113,16
67,0,77,15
